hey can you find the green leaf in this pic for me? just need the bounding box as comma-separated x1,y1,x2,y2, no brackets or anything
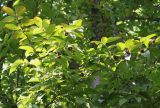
91,41,100,45
2,6,15,16
22,19,35,27
42,19,50,28
10,59,24,74
73,31,84,38
30,59,41,67
136,97,141,103
64,25,79,31
107,37,121,43
15,5,26,16
117,42,125,50
5,24,20,30
101,37,108,44
0,21,5,29
25,28,44,35
140,34,156,47
2,16,15,22
117,61,129,73
73,19,82,27
75,97,85,104
140,37,150,47
119,98,127,106
155,37,160,44
13,0,20,6
146,33,156,38
19,46,34,53
101,37,120,44
14,31,26,39
28,77,40,83
34,17,42,28
125,39,142,51
46,24,55,35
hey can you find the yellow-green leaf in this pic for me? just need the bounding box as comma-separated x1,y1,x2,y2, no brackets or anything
101,37,108,44
2,16,15,22
28,77,40,83
146,33,156,38
155,37,160,44
10,59,23,74
13,0,20,6
15,5,26,16
5,24,20,30
14,31,26,39
19,46,34,53
46,24,55,35
125,39,142,51
42,19,50,28
73,19,82,27
2,6,15,16
140,37,150,47
117,42,125,50
34,17,42,28
30,59,41,67
22,19,35,27
107,37,121,43
25,28,44,35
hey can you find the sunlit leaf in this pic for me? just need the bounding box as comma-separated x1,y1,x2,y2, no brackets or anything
42,19,50,28
25,28,44,35
30,59,41,67
2,16,15,22
146,33,156,38
155,37,160,44
10,59,24,74
140,37,150,47
125,39,142,51
34,17,42,28
14,31,26,39
13,0,20,6
101,37,108,44
19,46,34,53
28,77,40,83
22,19,35,27
2,6,15,16
5,24,21,30
107,37,121,43
117,42,125,50
101,37,120,44
73,19,82,27
15,5,26,16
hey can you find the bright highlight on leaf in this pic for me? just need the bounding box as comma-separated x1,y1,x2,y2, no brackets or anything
101,37,108,44
13,0,20,6
73,19,82,27
10,59,24,74
19,46,34,53
30,59,41,67
28,77,40,83
5,24,21,30
34,17,42,27
2,6,15,16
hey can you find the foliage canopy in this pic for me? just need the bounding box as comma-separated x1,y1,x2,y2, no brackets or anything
0,0,160,108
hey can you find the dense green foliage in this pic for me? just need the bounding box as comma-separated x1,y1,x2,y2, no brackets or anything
0,0,160,108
